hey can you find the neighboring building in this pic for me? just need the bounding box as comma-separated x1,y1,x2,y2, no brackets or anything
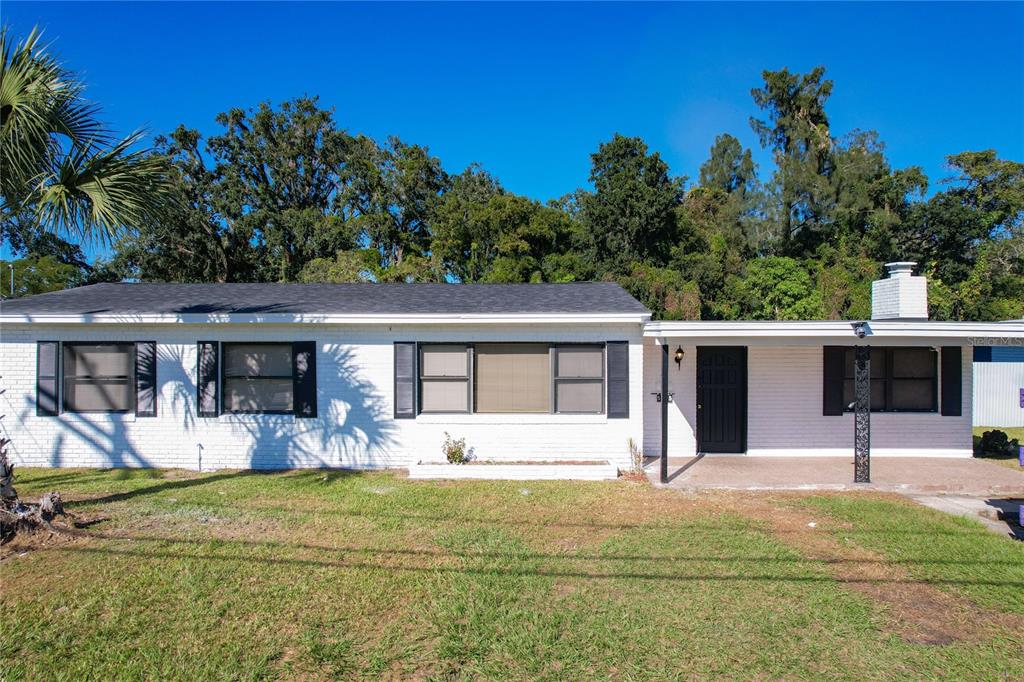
973,344,1024,428
1,265,1022,472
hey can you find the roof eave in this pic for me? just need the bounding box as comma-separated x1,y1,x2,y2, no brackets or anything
643,319,1024,341
0,311,652,325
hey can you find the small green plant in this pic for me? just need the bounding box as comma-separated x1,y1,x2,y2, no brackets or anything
627,437,644,474
442,432,469,464
977,430,1020,457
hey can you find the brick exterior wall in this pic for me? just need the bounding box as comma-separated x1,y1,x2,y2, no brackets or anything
1,323,644,470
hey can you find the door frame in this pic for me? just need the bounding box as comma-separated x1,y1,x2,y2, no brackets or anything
695,346,748,454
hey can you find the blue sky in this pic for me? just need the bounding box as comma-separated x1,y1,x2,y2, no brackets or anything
3,1,1023,258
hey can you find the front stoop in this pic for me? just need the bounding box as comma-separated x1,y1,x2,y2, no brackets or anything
408,461,619,481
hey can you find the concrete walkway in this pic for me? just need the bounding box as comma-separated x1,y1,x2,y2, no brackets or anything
910,495,1023,540
646,455,1024,496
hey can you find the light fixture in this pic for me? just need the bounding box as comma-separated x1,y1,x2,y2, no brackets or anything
851,321,868,338
674,346,684,369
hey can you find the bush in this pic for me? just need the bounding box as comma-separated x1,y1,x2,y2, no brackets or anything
978,430,1021,457
442,432,469,464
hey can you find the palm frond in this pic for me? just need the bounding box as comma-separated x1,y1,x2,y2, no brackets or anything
36,131,172,244
1,25,171,242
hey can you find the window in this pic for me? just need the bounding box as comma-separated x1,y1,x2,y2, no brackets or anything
420,345,470,413
841,347,937,412
63,343,135,413
553,345,604,413
222,343,293,413
475,344,550,413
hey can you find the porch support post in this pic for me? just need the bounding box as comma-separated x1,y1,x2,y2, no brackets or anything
661,341,669,484
853,345,871,483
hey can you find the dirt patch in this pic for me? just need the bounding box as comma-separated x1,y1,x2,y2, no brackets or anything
743,497,1023,645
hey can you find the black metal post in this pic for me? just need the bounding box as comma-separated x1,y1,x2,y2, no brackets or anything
854,345,871,483
661,342,669,484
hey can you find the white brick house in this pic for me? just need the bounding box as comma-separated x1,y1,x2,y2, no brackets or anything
1,268,1022,475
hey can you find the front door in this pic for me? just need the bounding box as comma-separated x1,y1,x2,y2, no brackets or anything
696,346,747,453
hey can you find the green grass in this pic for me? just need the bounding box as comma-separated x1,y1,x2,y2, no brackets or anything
973,426,1024,470
3,469,1023,681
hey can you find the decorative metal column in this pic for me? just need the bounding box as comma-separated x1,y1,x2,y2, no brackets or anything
660,342,669,484
853,345,871,483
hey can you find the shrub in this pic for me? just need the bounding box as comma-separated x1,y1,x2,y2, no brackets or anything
978,430,1020,457
442,432,469,464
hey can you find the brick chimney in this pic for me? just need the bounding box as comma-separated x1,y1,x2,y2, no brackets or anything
871,262,928,320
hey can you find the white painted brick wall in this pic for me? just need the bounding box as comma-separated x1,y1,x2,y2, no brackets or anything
643,342,973,457
0,323,644,470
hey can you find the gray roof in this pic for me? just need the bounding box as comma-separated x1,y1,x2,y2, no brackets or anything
0,282,649,317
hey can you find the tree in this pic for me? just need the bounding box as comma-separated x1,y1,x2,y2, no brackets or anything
750,67,835,252
114,99,360,282
340,135,448,272
208,98,357,281
699,134,758,195
896,150,1024,286
0,26,170,243
579,134,683,272
727,256,825,320
428,164,505,281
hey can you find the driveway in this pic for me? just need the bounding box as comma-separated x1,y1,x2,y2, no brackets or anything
647,456,1024,496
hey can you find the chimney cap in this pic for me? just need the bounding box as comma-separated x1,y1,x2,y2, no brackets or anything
884,261,917,278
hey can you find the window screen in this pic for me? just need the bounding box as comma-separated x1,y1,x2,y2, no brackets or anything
222,343,294,413
420,345,469,412
840,347,936,413
474,344,550,413
554,345,604,413
63,343,134,413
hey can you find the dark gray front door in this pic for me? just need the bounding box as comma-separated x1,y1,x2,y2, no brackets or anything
696,347,747,453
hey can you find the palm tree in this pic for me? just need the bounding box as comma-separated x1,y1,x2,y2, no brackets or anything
0,26,170,243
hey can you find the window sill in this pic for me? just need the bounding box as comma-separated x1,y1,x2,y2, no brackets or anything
414,413,609,425
57,412,137,423
217,413,296,424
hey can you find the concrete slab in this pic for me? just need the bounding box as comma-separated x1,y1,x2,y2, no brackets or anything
646,456,1024,496
909,495,1023,541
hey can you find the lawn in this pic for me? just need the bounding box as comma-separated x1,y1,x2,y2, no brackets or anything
3,469,1023,681
974,426,1024,470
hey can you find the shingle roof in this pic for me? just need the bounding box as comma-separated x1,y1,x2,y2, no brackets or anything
0,282,649,317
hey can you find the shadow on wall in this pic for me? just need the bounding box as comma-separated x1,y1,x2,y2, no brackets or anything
243,344,397,469
18,343,395,471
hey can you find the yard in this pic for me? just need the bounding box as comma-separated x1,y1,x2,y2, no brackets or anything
2,469,1023,681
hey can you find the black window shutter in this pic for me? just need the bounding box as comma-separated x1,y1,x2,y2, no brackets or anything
292,341,318,418
940,346,962,416
606,341,629,418
394,342,417,419
822,346,845,416
135,341,157,417
36,341,60,416
197,341,220,417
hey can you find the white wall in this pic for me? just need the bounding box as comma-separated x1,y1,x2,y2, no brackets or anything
0,323,644,470
973,362,1024,427
643,342,974,457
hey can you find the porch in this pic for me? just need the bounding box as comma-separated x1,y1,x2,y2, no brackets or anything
646,455,1024,495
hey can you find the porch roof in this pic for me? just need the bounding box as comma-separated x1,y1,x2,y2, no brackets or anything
643,319,1024,344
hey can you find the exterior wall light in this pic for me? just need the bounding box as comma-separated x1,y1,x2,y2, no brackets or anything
674,346,684,369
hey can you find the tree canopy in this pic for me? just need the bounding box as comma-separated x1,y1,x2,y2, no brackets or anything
2,39,1021,321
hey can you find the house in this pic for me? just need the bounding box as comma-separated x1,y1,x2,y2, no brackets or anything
973,343,1024,428
1,265,1022,476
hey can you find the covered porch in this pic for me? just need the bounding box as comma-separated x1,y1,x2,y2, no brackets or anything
642,320,1024,485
